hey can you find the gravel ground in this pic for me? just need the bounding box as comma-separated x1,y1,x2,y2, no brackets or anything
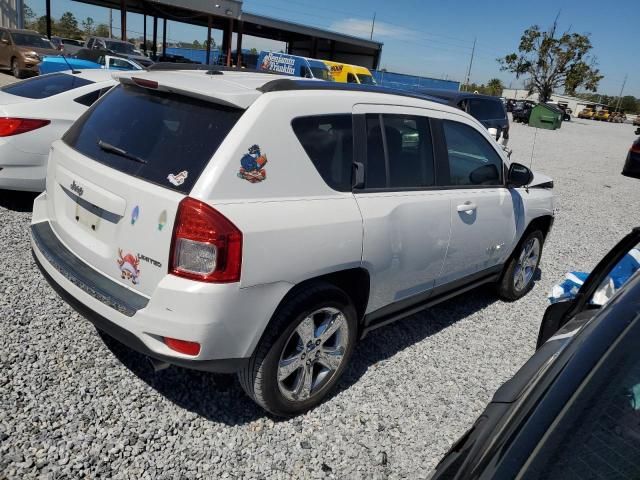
1,117,639,479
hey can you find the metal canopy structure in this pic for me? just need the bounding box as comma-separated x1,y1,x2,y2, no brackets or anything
61,0,383,69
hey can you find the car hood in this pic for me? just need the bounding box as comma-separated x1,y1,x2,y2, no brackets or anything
18,46,60,57
530,170,553,188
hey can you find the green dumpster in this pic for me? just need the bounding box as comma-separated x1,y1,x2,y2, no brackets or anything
528,103,563,130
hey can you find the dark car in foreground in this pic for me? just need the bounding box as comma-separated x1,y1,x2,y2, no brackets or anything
429,149,640,480
415,89,509,144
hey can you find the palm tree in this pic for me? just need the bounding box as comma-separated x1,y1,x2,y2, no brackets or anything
486,78,504,97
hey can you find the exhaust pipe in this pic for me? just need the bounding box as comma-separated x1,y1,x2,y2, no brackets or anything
147,357,170,372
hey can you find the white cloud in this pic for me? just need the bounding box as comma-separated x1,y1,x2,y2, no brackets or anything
329,18,417,41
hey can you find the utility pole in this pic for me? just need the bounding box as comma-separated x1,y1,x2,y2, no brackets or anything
615,74,627,112
464,37,476,92
109,9,113,38
370,12,376,40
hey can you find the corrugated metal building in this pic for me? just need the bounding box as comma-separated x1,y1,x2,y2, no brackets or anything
1,0,23,29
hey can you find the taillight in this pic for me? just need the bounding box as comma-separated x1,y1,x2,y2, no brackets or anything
169,197,242,283
0,117,50,137
164,337,201,356
632,141,640,154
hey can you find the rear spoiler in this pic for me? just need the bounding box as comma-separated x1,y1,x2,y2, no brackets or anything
117,75,246,109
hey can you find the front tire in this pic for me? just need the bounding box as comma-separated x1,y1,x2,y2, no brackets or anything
238,283,357,416
498,230,544,301
11,58,23,79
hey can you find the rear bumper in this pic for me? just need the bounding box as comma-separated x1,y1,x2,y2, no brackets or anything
30,194,290,372
33,250,248,373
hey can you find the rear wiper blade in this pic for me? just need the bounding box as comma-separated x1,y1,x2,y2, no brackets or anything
97,140,147,164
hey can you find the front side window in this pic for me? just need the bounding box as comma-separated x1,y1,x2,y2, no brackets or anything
291,114,353,192
0,30,9,43
442,120,503,186
1,73,93,99
521,319,640,479
364,114,435,189
357,74,376,85
347,73,358,83
106,41,135,55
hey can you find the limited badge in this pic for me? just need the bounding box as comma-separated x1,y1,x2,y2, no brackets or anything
168,170,188,186
117,249,140,285
131,205,140,225
238,144,267,183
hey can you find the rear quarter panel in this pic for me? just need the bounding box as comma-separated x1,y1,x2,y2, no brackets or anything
191,92,364,289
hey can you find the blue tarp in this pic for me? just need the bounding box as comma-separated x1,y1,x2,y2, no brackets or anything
371,70,459,92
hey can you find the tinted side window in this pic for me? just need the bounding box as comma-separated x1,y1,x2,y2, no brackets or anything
291,115,353,192
521,320,640,480
364,114,435,189
1,73,94,99
467,98,506,121
73,86,112,107
0,31,9,43
442,120,503,186
86,38,94,48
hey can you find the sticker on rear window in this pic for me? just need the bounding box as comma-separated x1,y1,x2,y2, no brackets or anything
167,170,188,186
117,249,140,285
131,205,140,225
238,144,267,183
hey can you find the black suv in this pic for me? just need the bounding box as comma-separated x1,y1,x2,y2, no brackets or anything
429,152,640,479
415,89,509,144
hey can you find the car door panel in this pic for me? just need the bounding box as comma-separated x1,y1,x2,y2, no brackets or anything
352,104,452,313
434,116,517,286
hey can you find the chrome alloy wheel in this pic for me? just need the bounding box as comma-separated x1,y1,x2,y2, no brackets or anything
513,237,541,292
277,307,349,402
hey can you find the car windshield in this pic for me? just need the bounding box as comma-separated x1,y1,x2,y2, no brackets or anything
357,74,376,85
12,33,54,49
105,41,135,54
0,73,94,99
63,84,244,193
520,316,640,479
310,67,333,81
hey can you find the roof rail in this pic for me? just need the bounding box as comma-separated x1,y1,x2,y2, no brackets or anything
258,78,446,104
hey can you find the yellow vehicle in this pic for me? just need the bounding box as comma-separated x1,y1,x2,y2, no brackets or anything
321,60,376,85
578,107,595,119
595,109,610,121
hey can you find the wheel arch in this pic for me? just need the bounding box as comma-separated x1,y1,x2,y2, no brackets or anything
251,267,371,354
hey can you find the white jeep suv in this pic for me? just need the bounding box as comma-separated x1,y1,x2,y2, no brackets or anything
31,70,554,416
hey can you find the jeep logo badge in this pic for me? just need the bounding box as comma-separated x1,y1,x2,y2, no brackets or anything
70,180,83,197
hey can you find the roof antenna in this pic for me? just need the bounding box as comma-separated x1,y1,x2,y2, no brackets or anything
60,54,80,74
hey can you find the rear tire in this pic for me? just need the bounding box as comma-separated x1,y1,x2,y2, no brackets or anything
498,230,544,301
238,282,358,417
11,58,22,79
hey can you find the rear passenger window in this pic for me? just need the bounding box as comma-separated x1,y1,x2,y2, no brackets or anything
442,120,503,186
291,115,353,192
364,114,435,189
73,86,113,107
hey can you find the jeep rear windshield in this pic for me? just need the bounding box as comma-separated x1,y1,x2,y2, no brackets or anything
1,73,94,99
63,84,243,193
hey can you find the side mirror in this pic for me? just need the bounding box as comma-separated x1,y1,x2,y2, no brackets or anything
536,300,574,349
0,38,9,45
352,161,365,189
635,128,640,135
507,162,533,187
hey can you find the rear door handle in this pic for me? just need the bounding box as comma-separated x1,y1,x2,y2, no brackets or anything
457,202,477,213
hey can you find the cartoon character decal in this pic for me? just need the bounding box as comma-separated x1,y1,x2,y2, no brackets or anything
117,249,140,285
238,144,268,183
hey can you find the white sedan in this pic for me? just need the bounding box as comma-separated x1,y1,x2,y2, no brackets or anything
0,69,118,192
